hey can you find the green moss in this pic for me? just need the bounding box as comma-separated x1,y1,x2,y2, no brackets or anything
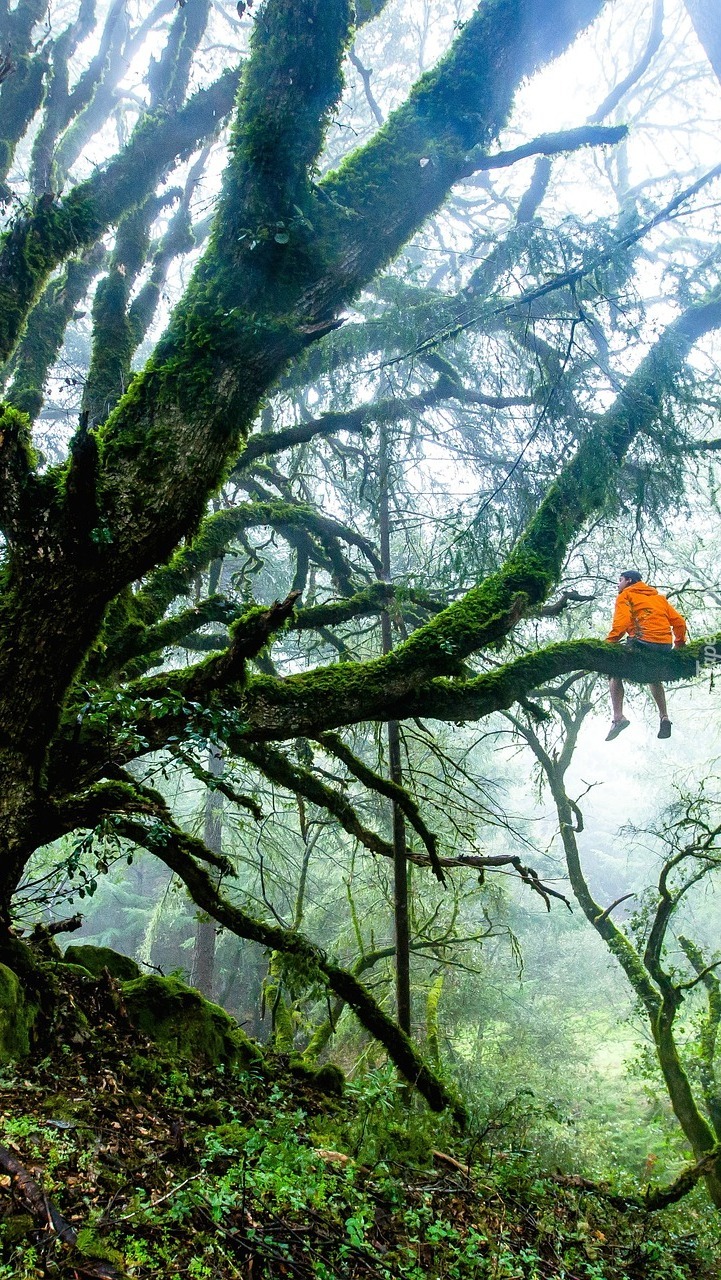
74,1227,127,1267
63,944,141,981
121,973,264,1068
58,961,95,978
0,962,38,1062
289,1057,345,1097
211,1119,250,1149
127,1052,164,1089
2,1213,35,1242
0,192,101,364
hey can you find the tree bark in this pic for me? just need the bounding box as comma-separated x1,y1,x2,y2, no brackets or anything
379,416,411,1036
685,0,721,84
191,741,223,998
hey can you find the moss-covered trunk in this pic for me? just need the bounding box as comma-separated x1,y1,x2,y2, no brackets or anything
521,717,721,1210
653,1007,721,1207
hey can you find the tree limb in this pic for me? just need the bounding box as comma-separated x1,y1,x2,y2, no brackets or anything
316,729,445,882
0,65,241,363
461,123,627,177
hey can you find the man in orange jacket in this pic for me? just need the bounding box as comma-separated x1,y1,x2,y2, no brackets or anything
606,570,687,741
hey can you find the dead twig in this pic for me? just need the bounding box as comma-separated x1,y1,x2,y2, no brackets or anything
0,1143,127,1279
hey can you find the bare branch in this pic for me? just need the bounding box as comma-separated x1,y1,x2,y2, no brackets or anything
462,123,627,178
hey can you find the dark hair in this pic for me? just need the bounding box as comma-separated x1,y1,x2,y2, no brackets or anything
619,570,642,584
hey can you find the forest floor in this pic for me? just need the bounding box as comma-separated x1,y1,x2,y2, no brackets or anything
0,970,718,1279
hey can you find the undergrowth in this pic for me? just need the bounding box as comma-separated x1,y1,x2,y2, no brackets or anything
0,977,718,1278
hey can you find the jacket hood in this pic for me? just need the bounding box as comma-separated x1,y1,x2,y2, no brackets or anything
620,582,657,597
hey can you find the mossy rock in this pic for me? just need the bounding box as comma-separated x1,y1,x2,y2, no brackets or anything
121,974,263,1069
290,1058,345,1097
63,944,141,981
0,963,38,1063
59,961,95,979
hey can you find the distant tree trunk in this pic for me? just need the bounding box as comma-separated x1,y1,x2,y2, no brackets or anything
684,0,721,84
378,418,411,1036
191,741,223,997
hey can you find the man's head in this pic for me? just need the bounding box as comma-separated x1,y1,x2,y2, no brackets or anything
618,569,642,592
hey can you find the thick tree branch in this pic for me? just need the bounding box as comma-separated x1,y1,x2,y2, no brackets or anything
90,595,240,680
317,0,607,290
130,592,301,702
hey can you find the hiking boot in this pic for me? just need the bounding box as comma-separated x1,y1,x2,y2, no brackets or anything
658,719,672,739
605,717,630,741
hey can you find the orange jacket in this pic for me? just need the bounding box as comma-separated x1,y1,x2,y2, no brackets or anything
607,581,687,646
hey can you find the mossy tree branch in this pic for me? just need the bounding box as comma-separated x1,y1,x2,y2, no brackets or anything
233,634,721,744
87,595,241,681
0,64,241,364
314,0,607,295
80,0,214,424
125,592,301,704
98,581,442,679
134,502,381,626
4,244,106,422
52,635,721,804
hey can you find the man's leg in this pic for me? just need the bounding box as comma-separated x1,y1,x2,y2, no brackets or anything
609,677,625,720
606,677,630,739
649,682,671,737
648,682,668,719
